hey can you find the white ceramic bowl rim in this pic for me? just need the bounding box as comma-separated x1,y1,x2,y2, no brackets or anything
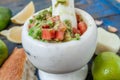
22,8,96,47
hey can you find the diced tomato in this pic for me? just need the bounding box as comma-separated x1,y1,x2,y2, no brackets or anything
42,29,55,40
55,22,66,41
78,22,87,34
42,25,50,29
49,16,60,22
42,29,51,40
76,14,81,23
55,30,65,41
59,22,67,32
50,29,55,38
72,27,81,35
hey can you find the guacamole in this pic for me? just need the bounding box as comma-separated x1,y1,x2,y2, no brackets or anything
28,8,87,42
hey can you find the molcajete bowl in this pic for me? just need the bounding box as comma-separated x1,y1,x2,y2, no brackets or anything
22,8,97,74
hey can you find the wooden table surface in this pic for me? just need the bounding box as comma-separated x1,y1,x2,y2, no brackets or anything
0,0,120,80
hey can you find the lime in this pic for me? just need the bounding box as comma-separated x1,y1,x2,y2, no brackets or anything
0,39,8,66
0,7,12,31
92,52,120,80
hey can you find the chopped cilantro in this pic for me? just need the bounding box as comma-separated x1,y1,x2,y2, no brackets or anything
74,33,80,40
29,27,42,39
47,20,54,27
29,19,33,24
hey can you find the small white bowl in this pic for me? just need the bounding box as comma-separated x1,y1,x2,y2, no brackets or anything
22,8,97,73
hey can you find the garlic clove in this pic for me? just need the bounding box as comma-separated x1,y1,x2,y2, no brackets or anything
108,25,118,33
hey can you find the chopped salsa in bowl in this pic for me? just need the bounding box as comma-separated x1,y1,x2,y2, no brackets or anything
28,8,87,42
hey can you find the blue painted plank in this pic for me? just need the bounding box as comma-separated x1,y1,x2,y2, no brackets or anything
106,0,120,10
1,0,120,18
76,0,120,18
100,15,120,37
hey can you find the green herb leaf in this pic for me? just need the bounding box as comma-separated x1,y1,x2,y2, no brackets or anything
74,33,80,40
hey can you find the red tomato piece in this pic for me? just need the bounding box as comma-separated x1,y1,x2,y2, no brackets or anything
42,25,50,29
72,27,81,35
55,30,65,41
78,22,87,34
76,14,81,23
50,29,56,38
42,29,55,40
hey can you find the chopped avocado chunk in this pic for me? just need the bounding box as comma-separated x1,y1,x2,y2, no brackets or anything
47,20,54,27
64,30,72,41
74,33,80,40
64,19,72,31
28,27,34,36
35,10,51,20
64,20,71,27
53,22,59,30
29,27,42,39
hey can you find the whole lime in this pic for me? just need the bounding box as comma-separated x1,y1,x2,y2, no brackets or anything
92,52,120,80
0,39,8,66
0,7,12,31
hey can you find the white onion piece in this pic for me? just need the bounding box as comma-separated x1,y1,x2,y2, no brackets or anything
51,0,77,28
95,28,120,55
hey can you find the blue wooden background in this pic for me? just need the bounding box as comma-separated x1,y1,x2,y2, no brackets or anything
0,0,120,80
1,0,120,37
